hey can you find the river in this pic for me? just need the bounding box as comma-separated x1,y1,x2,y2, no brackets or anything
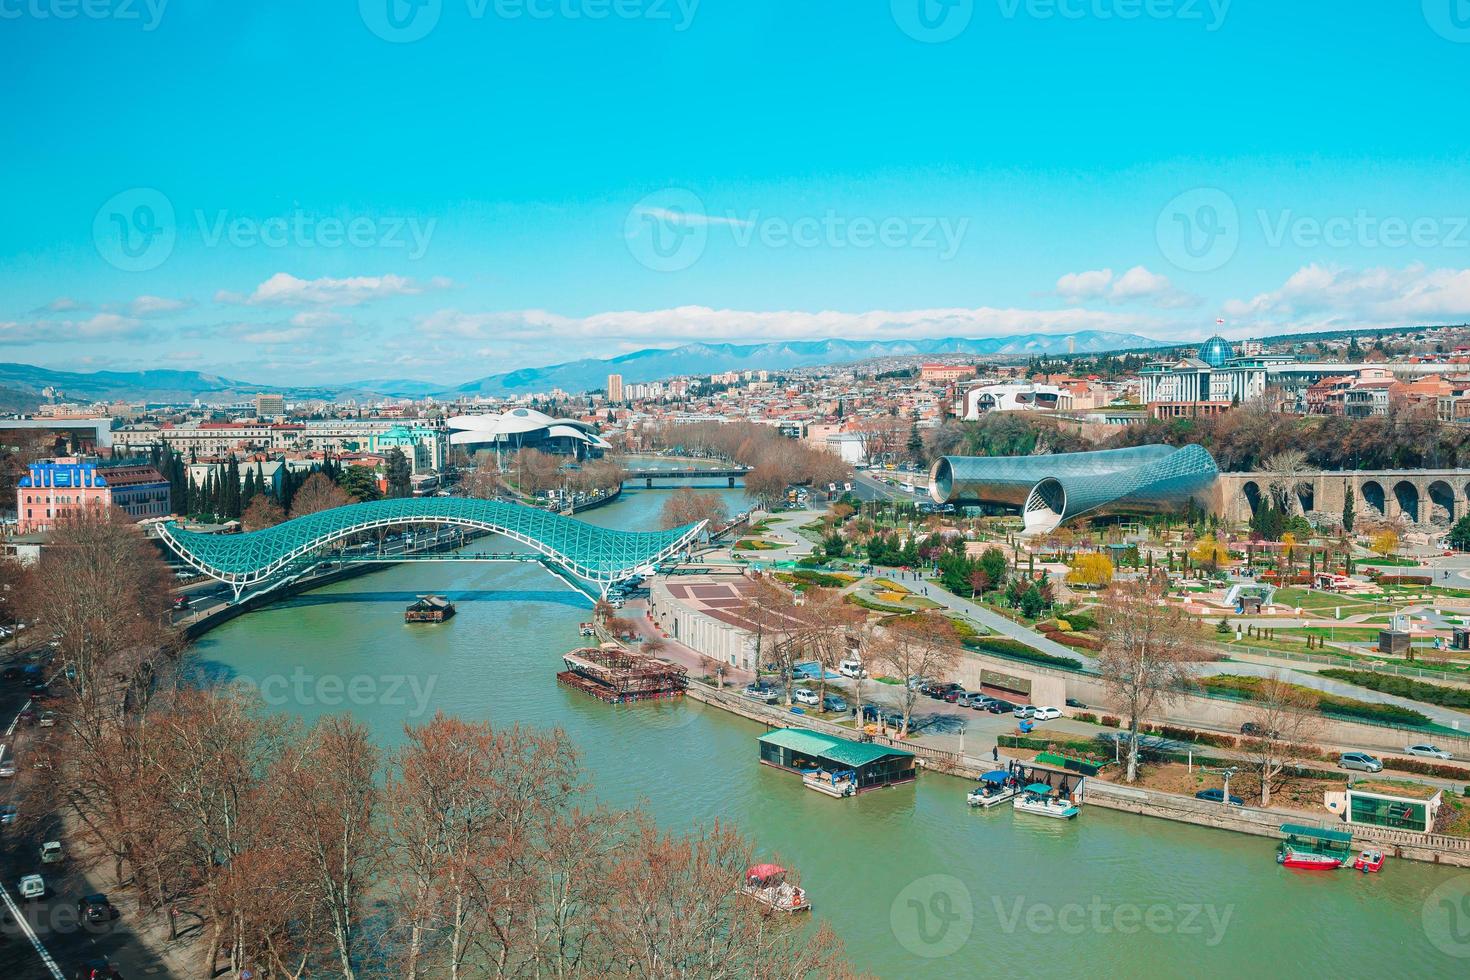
190,483,1470,976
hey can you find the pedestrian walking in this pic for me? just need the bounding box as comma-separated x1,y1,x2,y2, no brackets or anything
992,745,999,763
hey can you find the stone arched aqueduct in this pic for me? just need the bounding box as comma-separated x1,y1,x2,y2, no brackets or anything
1213,471,1470,529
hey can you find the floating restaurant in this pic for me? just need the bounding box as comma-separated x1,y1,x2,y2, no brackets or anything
404,594,456,623
557,646,688,704
757,728,916,797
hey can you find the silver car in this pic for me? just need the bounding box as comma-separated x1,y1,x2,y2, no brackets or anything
1405,744,1453,760
1339,752,1383,773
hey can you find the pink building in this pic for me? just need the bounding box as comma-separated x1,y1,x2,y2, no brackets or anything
15,457,113,533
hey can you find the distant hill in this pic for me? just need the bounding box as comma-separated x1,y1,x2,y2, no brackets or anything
0,330,1167,404
451,332,1168,395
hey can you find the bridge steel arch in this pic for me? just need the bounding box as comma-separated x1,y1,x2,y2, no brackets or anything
158,498,705,602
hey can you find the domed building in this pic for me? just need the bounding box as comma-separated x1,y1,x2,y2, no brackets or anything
448,408,611,460
1198,335,1234,368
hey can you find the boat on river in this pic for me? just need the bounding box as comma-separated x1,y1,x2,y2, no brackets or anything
1276,824,1353,870
1353,848,1386,873
1013,782,1079,819
968,770,1017,808
742,864,810,913
802,768,857,798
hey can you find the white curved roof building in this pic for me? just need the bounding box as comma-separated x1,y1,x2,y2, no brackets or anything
448,409,611,457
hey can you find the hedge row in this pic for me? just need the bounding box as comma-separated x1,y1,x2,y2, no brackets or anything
1376,574,1433,586
962,636,1083,671
1317,669,1470,710
1038,626,1103,651
1200,675,1435,729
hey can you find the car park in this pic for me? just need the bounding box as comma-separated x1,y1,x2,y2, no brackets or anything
1339,752,1383,773
793,688,820,707
743,684,779,704
1405,743,1453,760
1195,788,1244,806
1032,706,1062,721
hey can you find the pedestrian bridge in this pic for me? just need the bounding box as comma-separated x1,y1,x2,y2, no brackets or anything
158,498,705,602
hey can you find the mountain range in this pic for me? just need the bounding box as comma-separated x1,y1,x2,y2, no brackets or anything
0,330,1168,404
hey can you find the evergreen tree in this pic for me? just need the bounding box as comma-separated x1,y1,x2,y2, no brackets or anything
906,420,925,466
385,448,413,499
1342,481,1356,533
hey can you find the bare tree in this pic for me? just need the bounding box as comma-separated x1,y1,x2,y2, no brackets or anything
462,451,503,500
1263,449,1311,514
242,494,286,530
872,613,961,736
659,487,728,532
1096,580,1203,782
1238,677,1323,807
291,471,353,517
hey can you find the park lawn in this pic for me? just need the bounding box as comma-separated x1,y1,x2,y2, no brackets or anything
733,538,781,551
1272,587,1400,617
871,578,910,594
1299,626,1388,642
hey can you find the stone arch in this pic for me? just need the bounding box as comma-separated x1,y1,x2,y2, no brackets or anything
1393,480,1420,523
1428,480,1456,525
1361,480,1386,516
1241,481,1262,517
1295,485,1315,513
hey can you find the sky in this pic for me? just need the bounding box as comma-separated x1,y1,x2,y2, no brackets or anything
3,1,1470,386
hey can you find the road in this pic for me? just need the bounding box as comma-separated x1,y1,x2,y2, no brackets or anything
0,642,179,978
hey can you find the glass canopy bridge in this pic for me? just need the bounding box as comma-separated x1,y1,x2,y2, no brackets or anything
157,498,706,604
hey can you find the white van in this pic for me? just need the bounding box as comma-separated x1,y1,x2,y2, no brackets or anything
838,658,867,679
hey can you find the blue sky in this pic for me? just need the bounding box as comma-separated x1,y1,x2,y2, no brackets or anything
3,1,1469,385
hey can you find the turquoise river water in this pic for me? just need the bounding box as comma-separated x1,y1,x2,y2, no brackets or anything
190,484,1470,977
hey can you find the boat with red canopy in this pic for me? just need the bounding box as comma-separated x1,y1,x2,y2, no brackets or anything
741,864,810,913
1276,824,1353,870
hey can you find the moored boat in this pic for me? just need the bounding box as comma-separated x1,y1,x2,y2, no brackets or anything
1276,824,1353,870
1012,782,1079,819
967,770,1017,808
1353,848,1386,873
741,864,810,913
802,768,857,798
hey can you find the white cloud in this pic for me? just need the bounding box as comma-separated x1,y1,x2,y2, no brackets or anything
124,295,194,317
0,313,146,345
32,297,88,315
1222,263,1470,328
1055,268,1114,301
290,311,351,328
216,272,450,307
1055,265,1197,308
635,207,751,229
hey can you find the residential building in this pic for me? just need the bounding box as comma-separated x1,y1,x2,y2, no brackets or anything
98,463,171,521
919,363,977,383
255,393,286,417
607,374,624,402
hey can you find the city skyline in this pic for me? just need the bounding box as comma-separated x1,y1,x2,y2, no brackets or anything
3,4,1470,383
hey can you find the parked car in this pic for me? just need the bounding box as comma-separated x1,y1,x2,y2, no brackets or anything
172,595,190,610
38,710,56,728
1032,706,1062,721
793,688,820,707
18,874,44,899
969,695,997,710
1065,698,1088,709
955,692,986,708
1,666,22,681
929,683,963,700
0,761,15,779
1013,705,1037,719
1339,752,1383,773
986,699,1017,714
75,958,123,980
742,684,779,705
1405,743,1453,760
0,804,17,824
78,893,119,924
822,695,848,713
838,658,868,679
1240,722,1280,739
40,840,63,864
942,688,966,703
1195,788,1245,806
